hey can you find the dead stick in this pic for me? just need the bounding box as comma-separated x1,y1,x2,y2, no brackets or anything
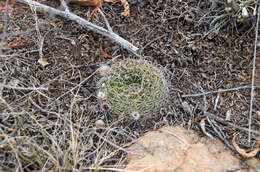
17,0,140,57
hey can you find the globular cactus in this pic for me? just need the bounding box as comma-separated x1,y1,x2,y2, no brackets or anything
97,59,168,119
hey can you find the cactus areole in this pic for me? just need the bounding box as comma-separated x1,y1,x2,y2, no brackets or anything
97,59,168,118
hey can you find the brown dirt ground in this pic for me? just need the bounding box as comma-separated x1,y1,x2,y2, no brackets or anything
0,0,260,171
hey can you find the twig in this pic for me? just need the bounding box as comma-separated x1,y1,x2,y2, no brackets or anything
141,34,167,52
213,91,220,110
200,90,215,139
248,1,260,144
0,0,10,55
182,85,259,98
25,0,45,62
206,117,234,151
2,0,9,36
204,112,260,135
200,118,214,139
92,131,144,157
98,9,112,32
29,97,63,118
202,88,207,113
59,0,70,12
2,85,48,91
195,17,229,43
17,0,140,57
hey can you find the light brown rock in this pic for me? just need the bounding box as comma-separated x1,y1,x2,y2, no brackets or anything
126,126,259,172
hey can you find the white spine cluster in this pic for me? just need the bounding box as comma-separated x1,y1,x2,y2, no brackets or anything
99,64,110,76
97,91,106,100
131,111,141,120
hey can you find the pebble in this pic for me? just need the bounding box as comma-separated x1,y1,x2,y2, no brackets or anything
95,119,105,128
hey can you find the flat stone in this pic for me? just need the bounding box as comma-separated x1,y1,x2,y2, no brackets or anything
126,126,259,172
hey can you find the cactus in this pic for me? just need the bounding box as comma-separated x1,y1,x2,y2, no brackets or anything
97,59,168,119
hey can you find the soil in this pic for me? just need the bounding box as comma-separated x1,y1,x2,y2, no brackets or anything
0,0,260,171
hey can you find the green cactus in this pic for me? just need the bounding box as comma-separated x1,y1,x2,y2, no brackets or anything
97,59,168,119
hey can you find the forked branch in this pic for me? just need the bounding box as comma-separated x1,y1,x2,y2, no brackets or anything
17,0,140,57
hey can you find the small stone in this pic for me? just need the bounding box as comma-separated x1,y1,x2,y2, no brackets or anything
95,120,105,128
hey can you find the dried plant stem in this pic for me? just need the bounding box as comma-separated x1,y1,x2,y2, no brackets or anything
98,9,112,32
248,2,260,144
0,0,10,55
204,112,260,135
92,131,144,157
182,85,259,98
17,0,140,57
2,85,48,91
59,0,70,11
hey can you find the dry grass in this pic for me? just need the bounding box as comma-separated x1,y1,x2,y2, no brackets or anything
0,0,260,171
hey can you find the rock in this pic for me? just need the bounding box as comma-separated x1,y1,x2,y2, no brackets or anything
95,119,105,128
125,126,260,172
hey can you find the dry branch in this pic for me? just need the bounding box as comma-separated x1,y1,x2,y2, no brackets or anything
1,85,48,91
17,0,140,57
